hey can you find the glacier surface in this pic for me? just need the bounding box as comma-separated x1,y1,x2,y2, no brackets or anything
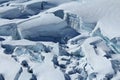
0,0,120,80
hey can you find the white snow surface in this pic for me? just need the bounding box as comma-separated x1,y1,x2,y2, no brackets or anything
0,0,120,80
47,0,120,39
0,52,21,80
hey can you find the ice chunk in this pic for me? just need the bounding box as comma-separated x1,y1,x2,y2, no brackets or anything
0,23,20,40
65,13,81,33
13,46,44,62
81,37,114,79
25,1,55,14
65,12,96,33
0,6,22,19
2,40,48,62
18,13,79,43
68,34,89,45
92,28,120,54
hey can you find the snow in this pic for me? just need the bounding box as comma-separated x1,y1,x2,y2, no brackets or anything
0,52,21,80
0,19,14,26
17,13,79,42
0,22,20,40
81,37,114,79
0,0,120,80
3,39,36,46
18,68,32,80
111,72,120,80
47,0,120,38
18,13,65,30
0,6,22,19
30,47,65,80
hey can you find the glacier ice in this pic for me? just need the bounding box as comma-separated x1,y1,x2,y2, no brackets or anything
65,13,81,33
65,12,97,33
0,1,56,19
0,6,23,19
0,74,4,80
0,23,20,40
0,0,10,4
18,13,79,43
0,0,120,80
53,10,64,19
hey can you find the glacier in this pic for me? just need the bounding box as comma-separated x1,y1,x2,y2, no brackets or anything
0,0,120,80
